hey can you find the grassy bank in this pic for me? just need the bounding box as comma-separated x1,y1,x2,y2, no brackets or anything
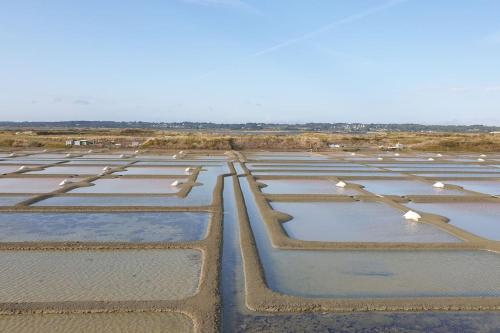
0,129,498,152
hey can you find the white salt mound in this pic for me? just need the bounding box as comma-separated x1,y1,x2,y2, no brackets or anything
477,158,485,162
336,181,347,188
171,180,183,187
59,179,72,186
432,181,445,188
403,210,421,222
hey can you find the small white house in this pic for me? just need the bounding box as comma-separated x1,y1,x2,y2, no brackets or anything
66,139,92,146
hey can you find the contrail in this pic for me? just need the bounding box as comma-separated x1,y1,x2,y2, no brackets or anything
249,0,408,58
193,0,409,80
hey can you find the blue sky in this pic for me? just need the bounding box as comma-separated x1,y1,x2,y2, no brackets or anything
1,0,500,124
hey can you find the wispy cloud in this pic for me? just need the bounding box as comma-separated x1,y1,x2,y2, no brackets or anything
73,99,91,106
193,0,409,80
181,0,262,15
249,0,409,58
449,86,469,93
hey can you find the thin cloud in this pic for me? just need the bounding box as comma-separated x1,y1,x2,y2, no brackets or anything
249,0,409,58
449,86,469,93
181,0,262,15
73,99,91,106
193,0,409,80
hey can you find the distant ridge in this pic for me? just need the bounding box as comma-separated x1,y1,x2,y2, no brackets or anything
0,121,499,133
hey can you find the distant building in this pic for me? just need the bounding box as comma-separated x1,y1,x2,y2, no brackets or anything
66,139,93,146
387,142,404,150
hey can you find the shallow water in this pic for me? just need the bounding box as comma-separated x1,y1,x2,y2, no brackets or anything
271,249,500,298
389,167,500,173
0,178,83,193
272,201,459,242
0,312,193,333
69,178,187,194
252,171,401,176
248,153,329,161
64,160,130,165
353,179,466,196
241,178,500,298
115,166,189,175
371,163,488,169
413,173,500,178
0,165,23,174
0,196,30,206
249,165,381,171
234,311,500,332
406,202,500,241
0,159,64,165
27,166,107,175
0,212,208,242
446,180,500,196
248,163,366,168
0,250,202,302
36,166,225,206
261,179,361,195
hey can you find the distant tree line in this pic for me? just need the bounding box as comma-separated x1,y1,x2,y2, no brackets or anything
0,121,498,133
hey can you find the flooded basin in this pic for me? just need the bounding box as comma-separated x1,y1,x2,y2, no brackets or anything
352,179,466,196
0,159,64,165
446,180,500,196
252,171,401,177
0,312,193,333
115,166,189,175
0,178,83,194
266,250,500,298
64,160,130,165
413,173,500,178
27,166,108,175
69,178,187,194
0,212,209,242
0,249,202,302
271,201,459,242
241,178,500,299
260,179,361,195
0,196,30,206
0,165,24,174
406,202,500,241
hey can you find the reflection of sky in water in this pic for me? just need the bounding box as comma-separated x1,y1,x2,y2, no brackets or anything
0,212,208,242
241,179,500,299
272,201,458,242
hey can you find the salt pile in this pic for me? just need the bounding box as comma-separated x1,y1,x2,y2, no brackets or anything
403,210,421,222
171,180,183,187
432,181,445,188
336,181,347,188
59,179,72,186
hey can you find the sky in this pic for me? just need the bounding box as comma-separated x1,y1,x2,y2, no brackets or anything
1,0,500,125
